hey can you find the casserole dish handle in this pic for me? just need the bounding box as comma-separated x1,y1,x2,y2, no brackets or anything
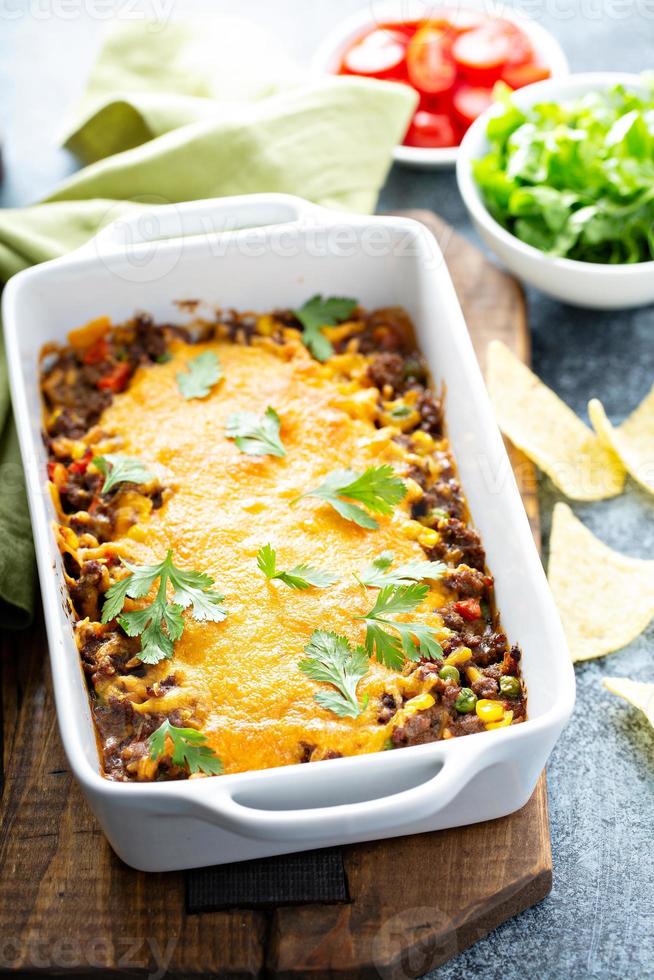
87,193,330,255
190,737,498,842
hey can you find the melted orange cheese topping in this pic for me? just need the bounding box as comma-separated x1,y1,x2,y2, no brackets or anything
93,335,452,774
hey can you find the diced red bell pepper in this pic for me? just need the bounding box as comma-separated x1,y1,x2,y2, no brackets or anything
68,449,92,475
82,336,109,366
454,598,482,622
97,362,131,393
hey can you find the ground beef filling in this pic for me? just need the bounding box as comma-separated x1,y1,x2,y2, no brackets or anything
42,306,526,781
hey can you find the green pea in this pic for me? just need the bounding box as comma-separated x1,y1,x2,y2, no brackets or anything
500,676,521,699
439,665,460,684
455,688,477,714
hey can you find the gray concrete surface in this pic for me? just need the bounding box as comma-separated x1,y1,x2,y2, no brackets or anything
0,2,652,978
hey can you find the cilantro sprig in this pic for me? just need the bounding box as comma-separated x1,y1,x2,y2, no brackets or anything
293,295,358,361
101,550,227,664
176,351,222,399
257,544,337,590
298,630,369,719
226,407,286,458
295,465,406,530
93,453,155,495
359,551,447,588
357,583,443,670
148,719,223,775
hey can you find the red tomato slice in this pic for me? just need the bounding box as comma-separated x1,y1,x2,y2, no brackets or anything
377,20,421,39
494,22,534,66
452,85,495,126
406,25,456,95
341,28,406,78
426,10,488,34
404,109,457,148
501,62,551,88
451,27,511,83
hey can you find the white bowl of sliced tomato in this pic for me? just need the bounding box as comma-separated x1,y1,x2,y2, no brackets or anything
312,1,569,168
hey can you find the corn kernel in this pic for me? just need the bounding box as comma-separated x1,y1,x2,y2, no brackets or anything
418,528,439,549
486,710,514,730
126,524,148,542
404,692,435,714
256,314,276,336
466,665,483,684
401,519,425,541
475,699,505,723
444,647,473,667
411,430,435,454
403,477,424,503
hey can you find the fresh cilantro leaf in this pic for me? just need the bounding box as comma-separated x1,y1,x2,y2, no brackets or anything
93,453,155,495
176,351,222,399
360,552,447,588
101,550,227,664
225,406,286,458
148,719,223,775
358,583,443,669
298,630,369,719
295,465,406,530
256,544,337,590
293,294,358,361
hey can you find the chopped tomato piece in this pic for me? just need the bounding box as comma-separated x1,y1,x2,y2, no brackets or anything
97,362,131,393
82,336,109,366
453,85,494,126
341,28,406,78
451,27,511,83
501,62,551,89
454,598,482,622
406,24,456,95
404,110,457,148
68,450,92,475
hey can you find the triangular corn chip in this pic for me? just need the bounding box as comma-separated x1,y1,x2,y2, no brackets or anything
548,503,654,662
487,341,625,500
589,387,654,495
603,677,654,727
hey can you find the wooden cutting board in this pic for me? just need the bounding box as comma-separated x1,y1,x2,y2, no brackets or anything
0,210,549,979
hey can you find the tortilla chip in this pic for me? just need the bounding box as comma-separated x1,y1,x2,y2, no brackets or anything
589,387,654,495
548,503,654,662
487,341,625,501
603,677,654,727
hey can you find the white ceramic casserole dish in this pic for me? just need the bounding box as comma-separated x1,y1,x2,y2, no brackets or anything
3,194,575,872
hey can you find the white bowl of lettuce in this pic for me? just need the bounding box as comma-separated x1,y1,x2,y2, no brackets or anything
457,72,654,309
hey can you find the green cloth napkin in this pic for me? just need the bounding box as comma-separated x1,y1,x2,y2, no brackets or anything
0,19,417,628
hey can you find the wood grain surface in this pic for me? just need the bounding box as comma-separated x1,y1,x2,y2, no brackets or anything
0,210,549,979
